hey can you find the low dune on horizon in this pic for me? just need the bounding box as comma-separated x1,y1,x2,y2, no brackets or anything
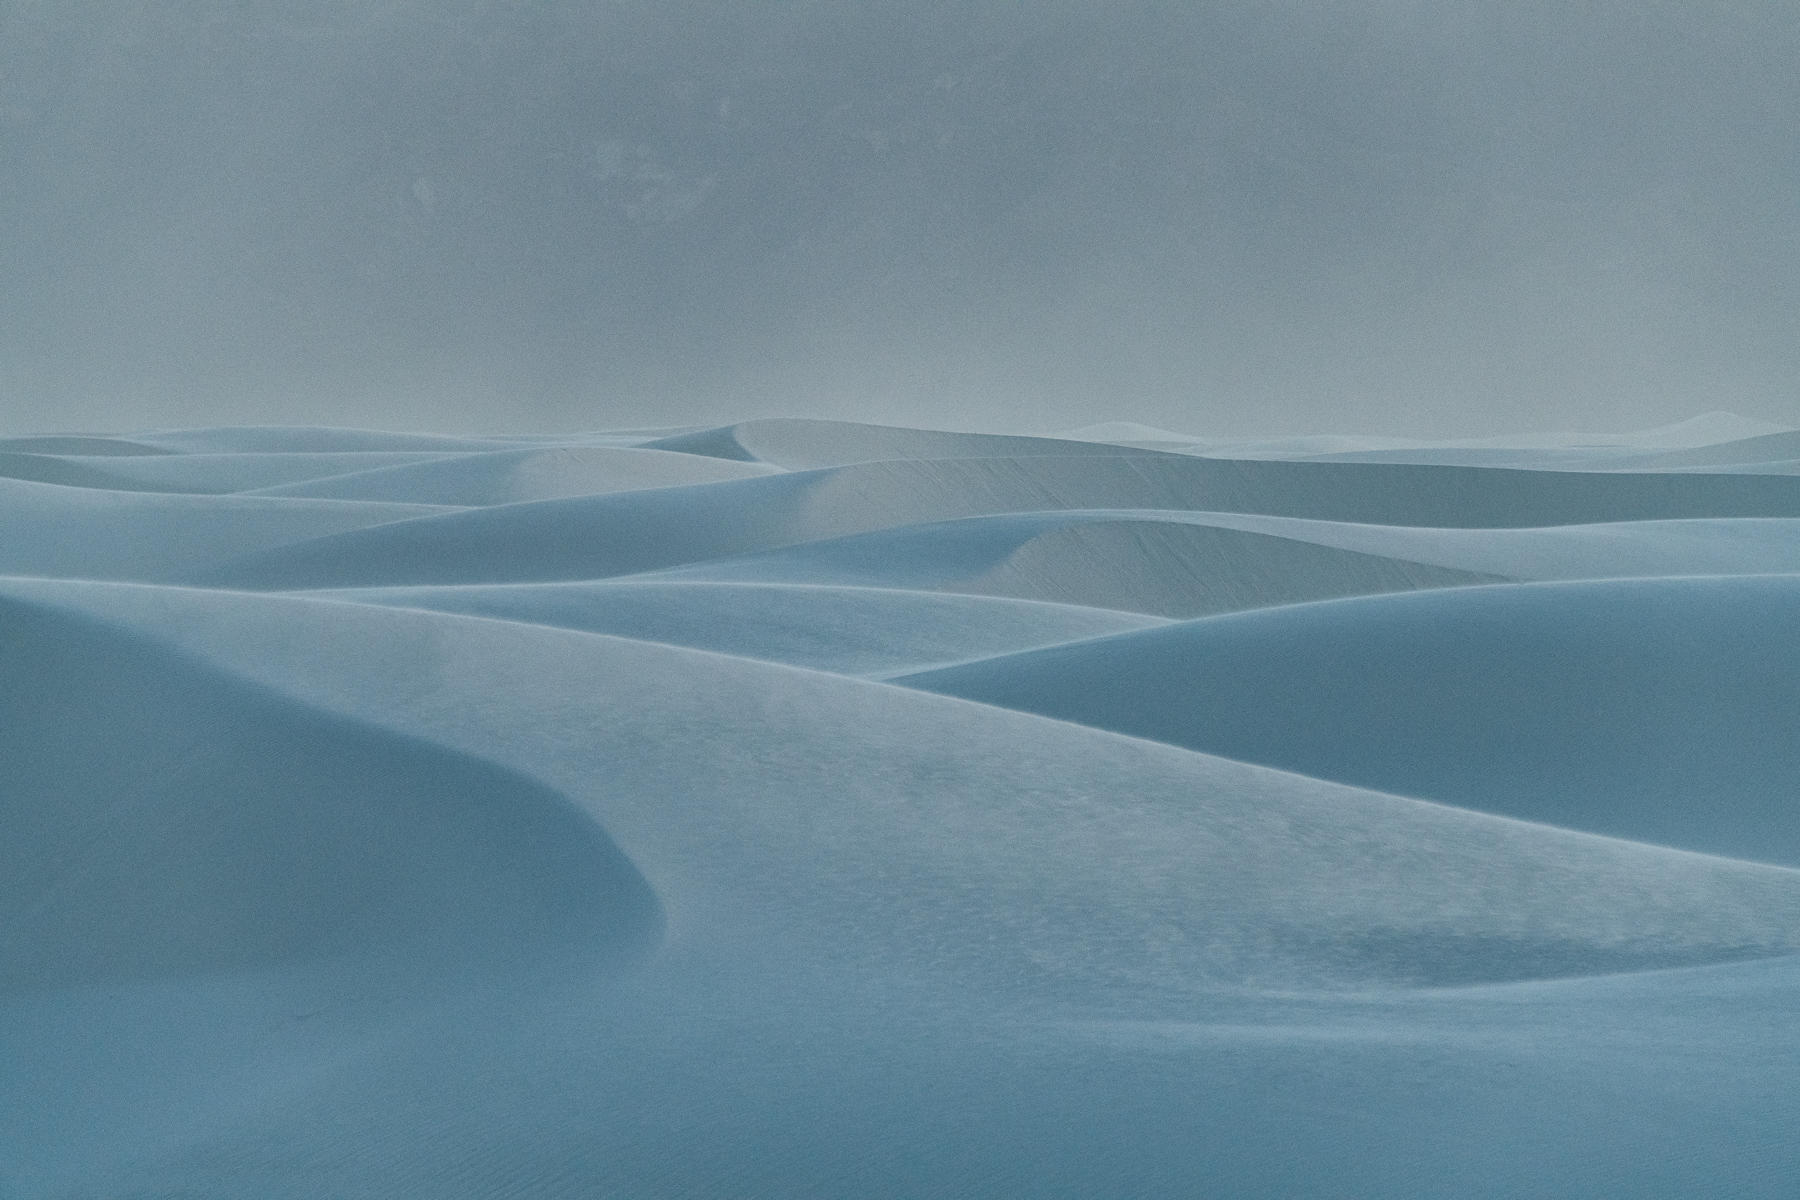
6,415,1800,1197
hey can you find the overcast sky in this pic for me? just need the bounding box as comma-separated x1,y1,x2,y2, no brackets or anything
5,1,1797,437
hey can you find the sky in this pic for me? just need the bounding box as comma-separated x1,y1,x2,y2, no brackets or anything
4,1,1797,438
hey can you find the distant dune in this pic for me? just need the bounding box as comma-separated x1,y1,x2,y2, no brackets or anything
7,418,1800,1197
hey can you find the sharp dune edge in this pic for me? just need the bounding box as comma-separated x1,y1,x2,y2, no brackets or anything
6,418,1800,1197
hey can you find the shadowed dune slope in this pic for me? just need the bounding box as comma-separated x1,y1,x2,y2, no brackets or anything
203,452,1800,590
329,581,1162,675
0,598,661,995
15,578,1800,992
902,576,1800,866
247,445,781,504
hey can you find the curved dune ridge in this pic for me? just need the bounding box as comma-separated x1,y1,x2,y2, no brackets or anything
7,416,1800,1197
901,576,1800,865
245,444,781,504
654,509,1508,617
0,597,661,996
318,580,1164,675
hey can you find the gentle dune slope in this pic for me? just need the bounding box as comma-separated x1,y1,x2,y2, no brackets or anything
0,476,453,582
15,577,1800,994
137,426,540,453
1109,512,1800,580
0,450,456,495
0,451,202,493
205,470,823,588
792,453,1800,528
0,597,659,995
663,510,1505,617
1607,429,1800,470
903,576,1800,865
0,435,173,456
248,444,780,504
644,417,1147,468
205,451,1800,590
326,580,1162,674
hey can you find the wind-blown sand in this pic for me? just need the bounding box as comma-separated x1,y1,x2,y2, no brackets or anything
5,417,1800,1197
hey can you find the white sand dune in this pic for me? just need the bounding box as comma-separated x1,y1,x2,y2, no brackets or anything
137,426,547,454
0,597,657,996
9,419,1800,1197
1124,412,1795,462
1101,512,1800,581
247,444,781,504
1601,429,1800,471
902,575,1800,865
0,450,459,495
0,475,454,583
12,576,1800,994
323,579,1163,675
202,450,1800,591
0,434,174,456
642,416,1138,469
653,509,1506,617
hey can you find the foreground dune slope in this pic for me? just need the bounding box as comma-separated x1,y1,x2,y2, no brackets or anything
0,596,660,996
12,576,1800,994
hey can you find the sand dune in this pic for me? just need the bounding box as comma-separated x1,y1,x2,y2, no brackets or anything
13,576,1800,995
657,509,1506,617
9,419,1800,1197
0,450,457,495
137,426,544,454
0,435,174,456
248,444,781,504
903,575,1800,865
204,449,1800,591
322,580,1162,675
0,475,453,583
642,416,1143,469
0,596,658,995
1099,512,1800,581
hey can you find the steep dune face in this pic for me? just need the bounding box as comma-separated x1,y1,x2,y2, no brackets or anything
0,597,660,994
11,418,1800,1197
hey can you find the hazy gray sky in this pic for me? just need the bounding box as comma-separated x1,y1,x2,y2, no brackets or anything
4,1,1797,436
